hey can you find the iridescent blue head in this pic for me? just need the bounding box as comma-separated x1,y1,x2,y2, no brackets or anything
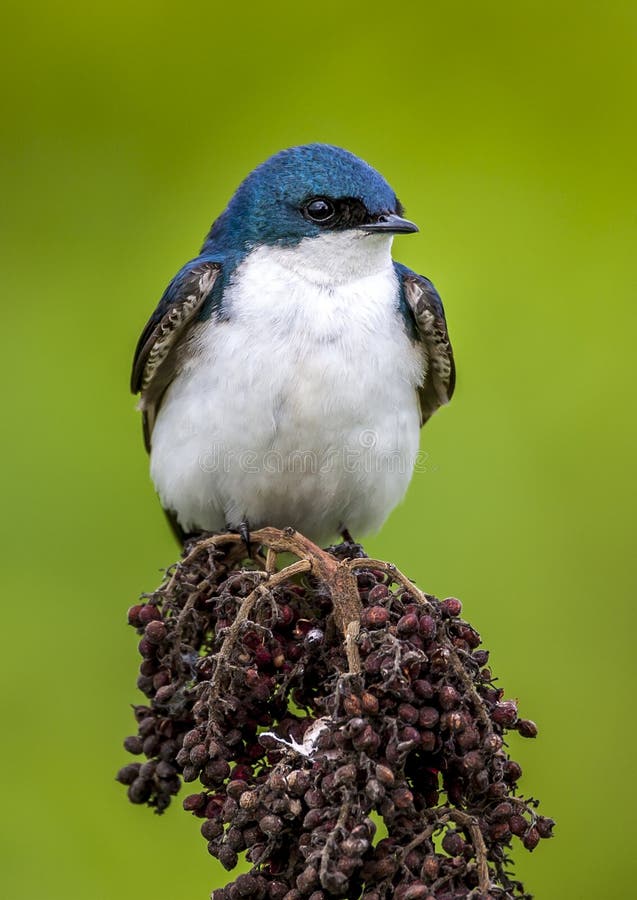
202,143,417,252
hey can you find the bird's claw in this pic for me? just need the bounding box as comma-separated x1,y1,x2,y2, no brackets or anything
239,521,252,558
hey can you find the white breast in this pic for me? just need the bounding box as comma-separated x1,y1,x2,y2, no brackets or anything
149,232,425,544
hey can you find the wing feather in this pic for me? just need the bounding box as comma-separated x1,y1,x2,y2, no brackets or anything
401,270,455,425
131,260,221,449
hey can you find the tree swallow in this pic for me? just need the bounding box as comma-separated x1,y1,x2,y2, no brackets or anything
131,144,455,546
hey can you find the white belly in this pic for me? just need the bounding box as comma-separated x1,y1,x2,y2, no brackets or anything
149,236,424,545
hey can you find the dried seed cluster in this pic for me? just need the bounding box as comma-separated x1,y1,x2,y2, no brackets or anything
118,530,553,899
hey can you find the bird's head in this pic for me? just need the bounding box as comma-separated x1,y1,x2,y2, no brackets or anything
204,144,417,281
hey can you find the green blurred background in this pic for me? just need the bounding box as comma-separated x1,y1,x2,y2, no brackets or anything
1,1,635,897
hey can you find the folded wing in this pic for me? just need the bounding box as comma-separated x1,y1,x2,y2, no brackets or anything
400,268,456,425
131,261,221,450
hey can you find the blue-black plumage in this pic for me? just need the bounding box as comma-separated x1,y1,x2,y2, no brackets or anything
132,144,455,545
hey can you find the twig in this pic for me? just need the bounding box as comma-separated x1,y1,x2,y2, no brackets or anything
346,557,434,610
172,529,493,734
319,800,350,889
207,558,311,715
181,527,365,676
448,809,491,893
400,821,439,862
348,556,493,733
164,535,225,593
447,644,493,733
265,547,277,574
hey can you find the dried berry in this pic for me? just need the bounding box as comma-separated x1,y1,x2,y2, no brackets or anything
144,619,166,644
441,597,462,617
362,606,389,629
492,700,518,728
442,830,465,856
517,718,539,738
118,529,552,898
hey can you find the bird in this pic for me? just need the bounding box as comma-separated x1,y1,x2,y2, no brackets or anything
131,143,455,549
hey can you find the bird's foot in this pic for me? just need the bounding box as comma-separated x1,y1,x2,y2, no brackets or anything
327,526,366,560
239,521,252,557
223,521,253,557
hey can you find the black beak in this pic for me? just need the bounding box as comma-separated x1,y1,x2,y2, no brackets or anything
360,213,419,235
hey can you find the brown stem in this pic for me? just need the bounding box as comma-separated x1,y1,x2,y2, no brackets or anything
447,644,493,734
348,555,491,734
400,821,439,862
176,527,493,745
172,529,491,741
265,547,277,574
319,800,350,889
207,558,312,715
328,564,363,676
190,528,364,676
164,535,226,593
346,557,434,610
448,809,491,893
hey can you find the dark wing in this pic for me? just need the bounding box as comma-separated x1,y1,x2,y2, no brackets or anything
400,268,456,426
131,260,221,450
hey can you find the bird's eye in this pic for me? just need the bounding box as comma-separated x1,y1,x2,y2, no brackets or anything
304,197,336,223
